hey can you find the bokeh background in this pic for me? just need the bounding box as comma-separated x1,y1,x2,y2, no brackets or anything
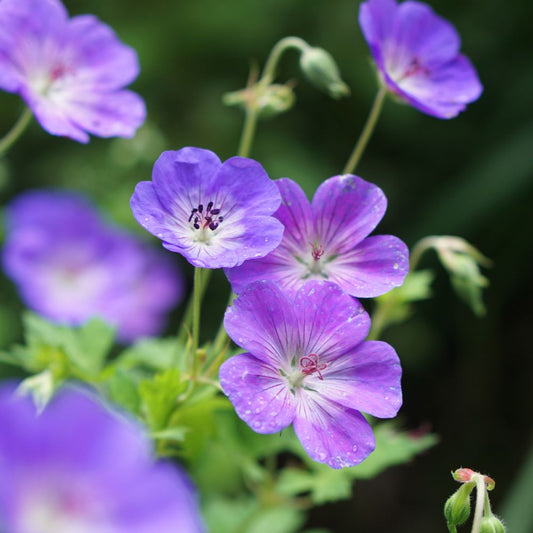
1,0,532,531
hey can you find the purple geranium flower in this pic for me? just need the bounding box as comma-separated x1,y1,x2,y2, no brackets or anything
219,281,402,468
2,190,183,343
0,0,145,142
226,175,409,298
0,384,205,532
359,0,483,118
130,147,284,269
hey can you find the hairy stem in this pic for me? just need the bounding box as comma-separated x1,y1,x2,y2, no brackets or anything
471,475,486,533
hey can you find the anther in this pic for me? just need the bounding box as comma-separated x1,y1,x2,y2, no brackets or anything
189,202,223,232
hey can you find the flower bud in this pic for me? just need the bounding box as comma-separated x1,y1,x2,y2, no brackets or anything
17,370,56,413
444,483,474,527
299,47,350,99
452,468,476,483
223,83,295,118
479,515,506,533
255,83,296,118
432,236,491,316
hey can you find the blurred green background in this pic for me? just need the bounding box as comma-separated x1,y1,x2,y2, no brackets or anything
1,0,532,531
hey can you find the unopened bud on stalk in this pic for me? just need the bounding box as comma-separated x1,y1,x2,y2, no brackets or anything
444,483,474,528
300,47,350,98
479,515,506,533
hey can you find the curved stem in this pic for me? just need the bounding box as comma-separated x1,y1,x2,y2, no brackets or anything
0,107,33,157
471,475,486,533
261,36,309,84
342,85,387,174
237,36,308,159
409,236,440,271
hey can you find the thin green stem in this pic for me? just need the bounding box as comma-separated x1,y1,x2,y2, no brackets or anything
342,85,387,174
210,291,235,359
0,107,33,157
237,36,308,159
368,296,395,341
178,269,212,344
237,107,259,158
471,475,486,533
191,267,203,379
483,491,492,518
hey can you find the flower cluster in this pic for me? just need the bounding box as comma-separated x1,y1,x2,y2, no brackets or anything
0,0,145,142
2,190,183,342
0,384,205,532
130,144,408,467
359,0,482,118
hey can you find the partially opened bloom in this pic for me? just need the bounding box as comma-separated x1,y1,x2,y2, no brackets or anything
130,147,284,269
0,0,145,142
226,175,408,297
2,190,183,342
0,384,205,532
219,281,402,468
359,0,483,118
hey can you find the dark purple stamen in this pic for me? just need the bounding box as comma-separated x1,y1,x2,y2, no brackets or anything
189,201,223,231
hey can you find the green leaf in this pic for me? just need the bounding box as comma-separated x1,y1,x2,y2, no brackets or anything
71,318,116,374
203,497,304,533
346,422,438,480
151,426,189,442
172,394,232,461
374,270,435,326
203,497,256,533
277,466,352,504
275,421,437,504
17,313,116,378
103,368,141,415
139,368,185,431
247,505,304,533
118,337,187,371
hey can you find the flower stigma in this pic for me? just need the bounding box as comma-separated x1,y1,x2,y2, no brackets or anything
284,353,328,391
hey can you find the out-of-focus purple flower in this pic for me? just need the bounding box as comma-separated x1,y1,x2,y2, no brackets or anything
2,190,183,343
226,175,408,298
359,0,482,118
219,281,402,469
0,0,145,142
130,147,284,269
0,384,205,532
